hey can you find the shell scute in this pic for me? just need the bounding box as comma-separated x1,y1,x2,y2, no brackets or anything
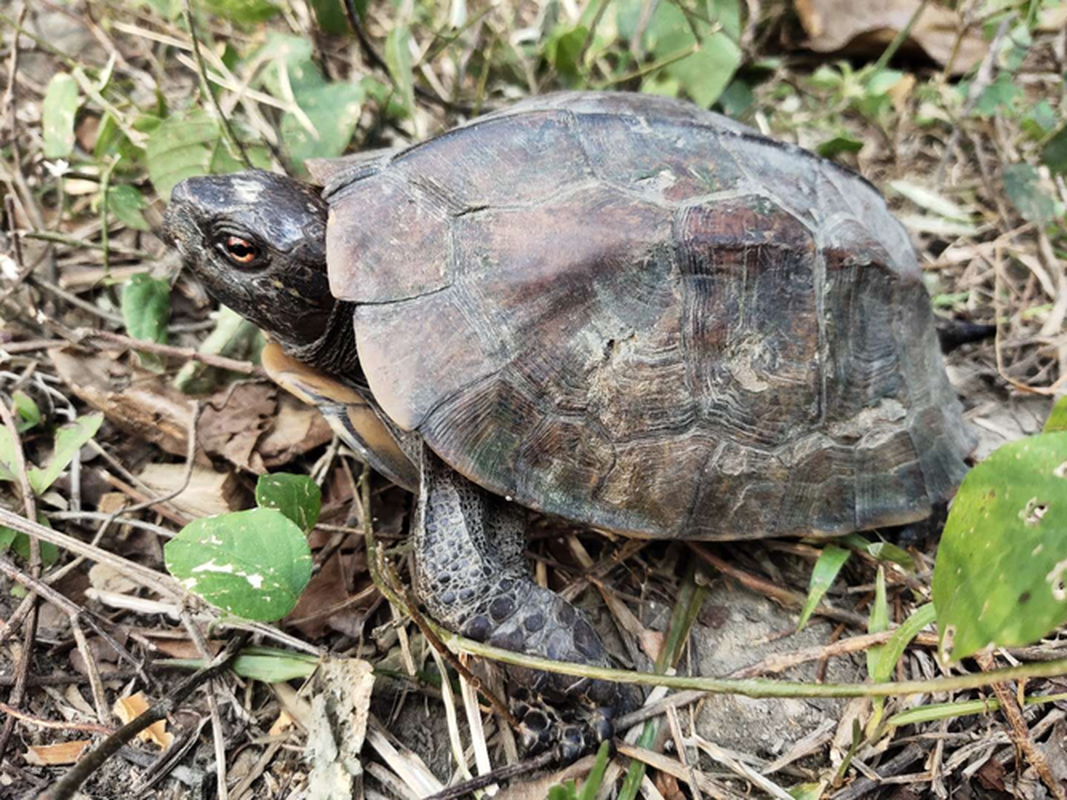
575,112,748,203
390,110,594,208
333,93,973,540
327,174,451,303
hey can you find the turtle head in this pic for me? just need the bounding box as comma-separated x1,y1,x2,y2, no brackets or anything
163,170,349,367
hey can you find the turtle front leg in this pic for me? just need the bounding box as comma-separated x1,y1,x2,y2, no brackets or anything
412,445,635,759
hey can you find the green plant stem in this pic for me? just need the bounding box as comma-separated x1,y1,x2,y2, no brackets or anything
358,497,1067,711
181,0,252,169
447,633,1067,700
872,0,931,73
619,565,706,800
99,157,117,274
594,43,700,89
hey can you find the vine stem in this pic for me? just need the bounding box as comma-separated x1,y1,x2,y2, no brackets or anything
359,509,1067,703
445,634,1067,700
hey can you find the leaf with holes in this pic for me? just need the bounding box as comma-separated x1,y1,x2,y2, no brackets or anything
165,508,312,621
255,474,321,533
932,432,1067,664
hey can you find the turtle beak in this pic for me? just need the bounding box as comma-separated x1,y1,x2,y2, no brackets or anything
161,178,202,249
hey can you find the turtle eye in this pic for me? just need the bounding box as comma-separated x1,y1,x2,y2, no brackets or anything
218,235,262,267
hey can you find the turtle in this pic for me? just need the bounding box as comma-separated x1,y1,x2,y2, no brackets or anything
163,90,976,758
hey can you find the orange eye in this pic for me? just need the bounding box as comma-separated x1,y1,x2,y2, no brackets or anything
224,236,259,265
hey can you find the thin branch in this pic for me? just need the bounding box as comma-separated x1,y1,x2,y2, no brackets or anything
75,328,267,376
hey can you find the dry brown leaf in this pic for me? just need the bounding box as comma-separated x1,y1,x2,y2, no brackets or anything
138,463,245,518
24,740,92,766
88,563,140,595
197,382,276,472
640,629,666,663
285,552,377,640
52,349,197,459
52,348,332,472
269,709,296,737
113,692,174,749
258,394,334,469
146,636,221,659
795,0,986,75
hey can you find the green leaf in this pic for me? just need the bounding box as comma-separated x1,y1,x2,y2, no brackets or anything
673,34,741,108
384,26,415,115
155,645,320,681
307,0,348,34
1002,163,1057,225
28,413,104,495
816,135,864,159
42,74,80,159
106,185,151,231
202,0,281,24
8,516,59,568
1042,126,1067,176
280,83,364,171
840,533,915,570
973,73,1020,117
257,34,324,98
165,507,312,622
578,741,613,800
642,1,741,108
546,25,589,85
1021,100,1057,140
122,272,170,372
255,474,322,533
0,426,16,481
231,649,319,682
867,567,888,676
717,78,754,117
865,567,889,729
789,783,826,800
12,391,41,433
865,69,904,97
146,110,270,199
797,545,850,631
873,604,937,685
122,273,170,345
932,432,1067,664
1045,396,1067,434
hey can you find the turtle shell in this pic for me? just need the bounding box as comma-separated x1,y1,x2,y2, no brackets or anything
323,91,974,540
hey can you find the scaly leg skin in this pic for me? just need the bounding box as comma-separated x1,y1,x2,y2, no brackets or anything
413,445,636,760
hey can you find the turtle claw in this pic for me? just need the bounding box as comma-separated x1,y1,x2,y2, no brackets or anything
511,685,633,764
